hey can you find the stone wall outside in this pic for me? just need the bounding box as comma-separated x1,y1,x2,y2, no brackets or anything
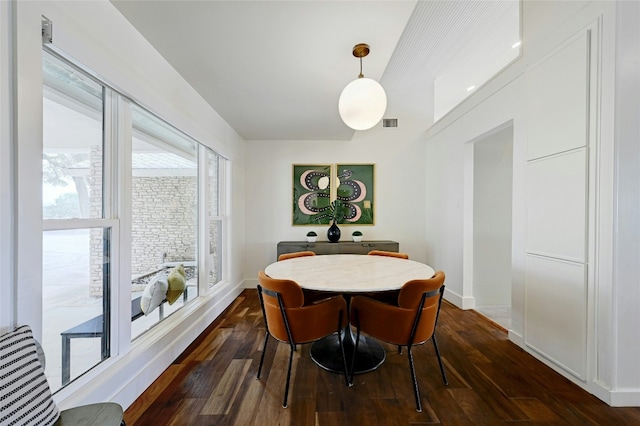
89,170,197,296
130,176,197,276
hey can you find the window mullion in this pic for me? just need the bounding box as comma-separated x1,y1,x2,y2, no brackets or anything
115,95,132,352
198,145,209,295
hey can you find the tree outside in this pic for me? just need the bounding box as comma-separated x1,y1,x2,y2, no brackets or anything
43,153,90,219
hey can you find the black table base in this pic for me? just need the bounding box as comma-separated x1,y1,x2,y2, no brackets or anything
310,327,386,374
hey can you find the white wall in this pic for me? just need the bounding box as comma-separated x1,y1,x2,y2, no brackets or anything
0,0,14,330
612,0,640,405
243,82,434,286
424,0,639,407
426,77,526,313
8,0,247,411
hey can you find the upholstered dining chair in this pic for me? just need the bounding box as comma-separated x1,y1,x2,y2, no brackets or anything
277,250,316,261
0,325,125,426
349,271,448,412
277,251,333,303
256,270,350,408
367,249,409,259
366,250,409,304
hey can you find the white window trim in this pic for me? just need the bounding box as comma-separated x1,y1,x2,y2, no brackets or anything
0,0,14,332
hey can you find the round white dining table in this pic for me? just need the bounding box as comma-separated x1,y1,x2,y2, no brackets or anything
264,254,435,292
264,254,436,374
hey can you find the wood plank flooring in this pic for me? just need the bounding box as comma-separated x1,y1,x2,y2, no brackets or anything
124,290,640,425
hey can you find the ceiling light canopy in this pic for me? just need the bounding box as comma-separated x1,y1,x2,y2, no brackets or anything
338,43,387,131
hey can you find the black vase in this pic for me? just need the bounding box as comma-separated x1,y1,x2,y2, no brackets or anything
327,221,341,243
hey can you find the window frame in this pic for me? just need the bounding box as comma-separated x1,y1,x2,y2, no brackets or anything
38,45,230,389
128,101,201,339
42,47,120,389
201,146,228,291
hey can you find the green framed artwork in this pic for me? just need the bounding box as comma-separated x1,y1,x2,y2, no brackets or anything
292,164,332,225
292,163,374,226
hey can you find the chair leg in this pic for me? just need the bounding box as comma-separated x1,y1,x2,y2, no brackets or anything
407,346,422,412
337,311,351,387
349,311,361,386
257,331,269,379
283,344,295,408
432,335,448,385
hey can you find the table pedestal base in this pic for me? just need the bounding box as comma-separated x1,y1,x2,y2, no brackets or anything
310,328,385,374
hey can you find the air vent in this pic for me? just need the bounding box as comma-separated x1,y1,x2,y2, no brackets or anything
42,16,53,45
382,118,398,128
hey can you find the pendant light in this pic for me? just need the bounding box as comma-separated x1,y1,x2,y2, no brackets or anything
338,43,387,131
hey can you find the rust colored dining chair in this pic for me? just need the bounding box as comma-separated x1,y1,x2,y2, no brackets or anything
367,249,409,259
349,271,448,412
277,250,316,261
257,270,350,408
277,250,331,303
366,250,409,303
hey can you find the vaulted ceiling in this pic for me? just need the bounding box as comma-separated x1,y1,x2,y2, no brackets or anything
111,0,519,141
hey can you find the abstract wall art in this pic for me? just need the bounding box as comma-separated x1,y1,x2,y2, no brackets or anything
292,163,374,226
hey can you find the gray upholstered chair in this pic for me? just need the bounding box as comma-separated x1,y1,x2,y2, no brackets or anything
0,325,125,426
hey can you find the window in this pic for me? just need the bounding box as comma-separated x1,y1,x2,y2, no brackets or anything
40,45,227,391
207,149,224,287
130,105,199,339
42,50,112,392
43,53,104,220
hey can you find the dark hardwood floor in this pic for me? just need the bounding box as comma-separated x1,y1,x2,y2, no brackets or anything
124,290,640,425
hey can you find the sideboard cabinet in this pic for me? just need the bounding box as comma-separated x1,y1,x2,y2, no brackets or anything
276,240,399,260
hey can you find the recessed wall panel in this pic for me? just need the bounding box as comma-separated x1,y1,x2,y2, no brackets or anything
526,148,587,262
526,33,589,160
525,254,587,379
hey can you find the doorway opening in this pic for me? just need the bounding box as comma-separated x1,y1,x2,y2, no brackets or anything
470,124,513,329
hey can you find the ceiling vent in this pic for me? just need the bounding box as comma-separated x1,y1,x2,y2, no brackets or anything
382,118,398,128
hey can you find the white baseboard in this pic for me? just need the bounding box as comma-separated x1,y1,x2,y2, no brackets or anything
508,329,524,347
608,388,640,407
590,380,613,405
443,288,475,310
590,380,640,407
244,278,258,289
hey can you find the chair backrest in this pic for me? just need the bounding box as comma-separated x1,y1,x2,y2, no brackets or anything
0,325,60,425
398,270,445,344
258,270,347,345
257,270,304,342
350,271,445,347
277,250,316,261
367,250,409,259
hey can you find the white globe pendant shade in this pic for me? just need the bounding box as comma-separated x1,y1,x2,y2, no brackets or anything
338,77,387,131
